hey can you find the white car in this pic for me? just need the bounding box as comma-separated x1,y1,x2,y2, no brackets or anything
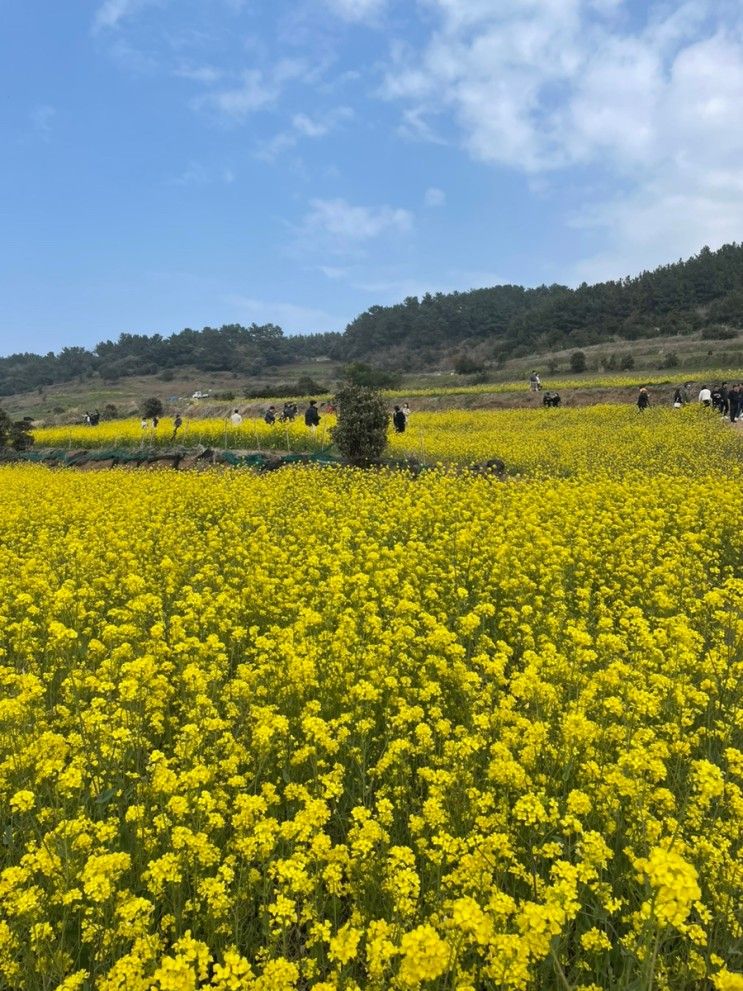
191,391,210,399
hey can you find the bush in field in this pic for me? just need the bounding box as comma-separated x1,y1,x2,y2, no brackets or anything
342,362,400,389
332,383,389,465
0,407,34,450
453,354,484,375
296,375,324,396
141,397,164,419
569,350,587,373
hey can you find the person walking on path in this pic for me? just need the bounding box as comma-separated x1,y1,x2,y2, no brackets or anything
637,387,649,412
529,371,541,392
392,405,407,433
264,406,276,425
699,386,712,407
230,408,243,426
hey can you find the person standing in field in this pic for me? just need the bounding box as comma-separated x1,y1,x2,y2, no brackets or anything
172,414,183,440
673,387,684,407
264,406,276,425
698,386,712,407
304,400,320,430
402,402,411,420
393,405,406,433
230,408,243,426
729,384,741,422
529,371,541,392
637,387,649,411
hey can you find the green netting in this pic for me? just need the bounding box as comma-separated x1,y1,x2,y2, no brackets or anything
2,448,430,472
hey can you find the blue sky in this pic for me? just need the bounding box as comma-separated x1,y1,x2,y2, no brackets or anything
3,0,743,356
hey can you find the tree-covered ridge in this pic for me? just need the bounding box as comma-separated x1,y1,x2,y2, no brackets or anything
341,243,743,363
0,325,342,396
3,243,743,395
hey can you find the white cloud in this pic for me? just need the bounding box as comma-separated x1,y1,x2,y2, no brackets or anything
293,112,331,138
195,69,278,119
30,105,55,141
318,265,349,279
424,186,446,207
324,0,387,24
196,59,313,121
256,106,353,160
169,162,236,186
93,0,159,32
382,0,743,276
304,197,413,242
174,64,224,84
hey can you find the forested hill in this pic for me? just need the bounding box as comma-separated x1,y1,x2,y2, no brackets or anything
3,243,743,395
341,243,743,364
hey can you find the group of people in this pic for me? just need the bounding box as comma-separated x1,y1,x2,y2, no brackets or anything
634,381,743,421
259,400,333,427
140,414,182,437
692,382,743,421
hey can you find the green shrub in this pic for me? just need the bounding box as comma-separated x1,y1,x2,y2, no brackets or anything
331,384,389,465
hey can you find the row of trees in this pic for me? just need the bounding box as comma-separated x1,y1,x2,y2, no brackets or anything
3,244,743,396
0,325,343,396
343,244,743,364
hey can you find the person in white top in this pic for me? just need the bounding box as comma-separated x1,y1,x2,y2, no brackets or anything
230,408,243,425
698,388,712,407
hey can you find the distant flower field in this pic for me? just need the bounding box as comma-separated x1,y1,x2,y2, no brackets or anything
33,405,743,476
392,368,743,397
2,409,742,989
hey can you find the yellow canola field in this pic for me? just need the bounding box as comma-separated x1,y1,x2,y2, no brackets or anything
33,405,743,476
1,436,742,990
395,368,743,397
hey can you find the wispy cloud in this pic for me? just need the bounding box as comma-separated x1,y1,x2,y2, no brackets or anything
30,105,56,141
168,161,236,186
195,59,313,122
174,64,224,85
382,0,743,279
93,0,159,33
317,265,349,280
424,186,446,207
323,0,388,24
256,106,353,160
304,197,413,242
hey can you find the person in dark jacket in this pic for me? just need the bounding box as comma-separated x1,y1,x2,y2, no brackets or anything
264,406,276,425
393,405,406,432
729,384,741,423
304,401,320,429
637,388,649,411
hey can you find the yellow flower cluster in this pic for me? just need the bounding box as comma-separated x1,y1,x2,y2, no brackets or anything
1,407,742,989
